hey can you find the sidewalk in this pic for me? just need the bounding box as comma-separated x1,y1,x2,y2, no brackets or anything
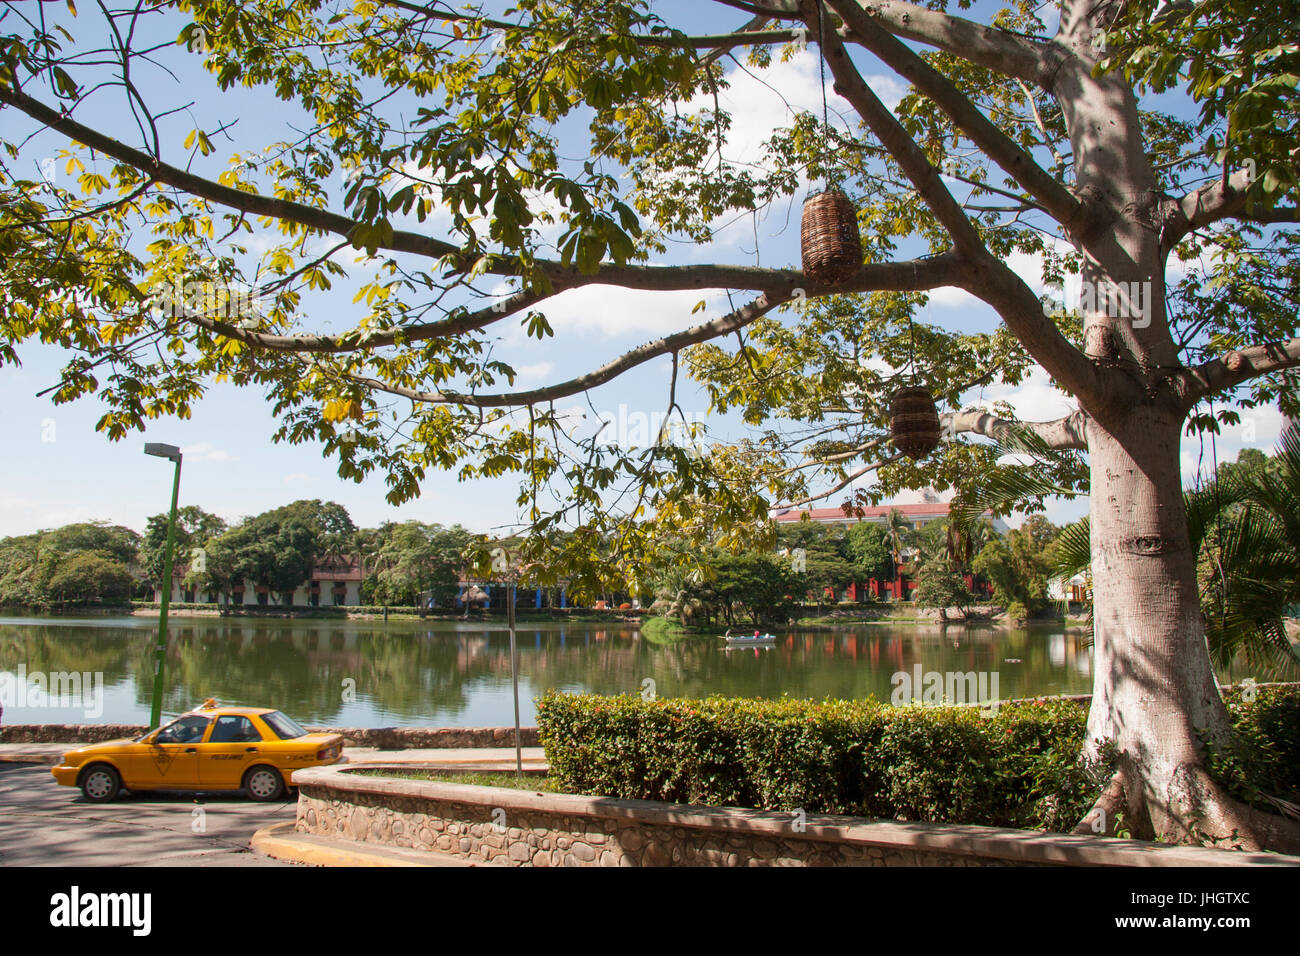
0,742,547,771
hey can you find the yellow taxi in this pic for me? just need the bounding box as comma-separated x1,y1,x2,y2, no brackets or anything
51,699,344,802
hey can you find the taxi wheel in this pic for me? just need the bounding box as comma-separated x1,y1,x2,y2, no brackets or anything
80,764,122,803
243,766,284,802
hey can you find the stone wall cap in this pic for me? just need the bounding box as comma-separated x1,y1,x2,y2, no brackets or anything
292,765,1300,868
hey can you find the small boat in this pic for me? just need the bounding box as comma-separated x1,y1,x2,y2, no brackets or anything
721,633,777,645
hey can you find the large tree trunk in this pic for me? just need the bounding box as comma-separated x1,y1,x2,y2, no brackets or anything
1085,407,1300,850
1042,1,1290,851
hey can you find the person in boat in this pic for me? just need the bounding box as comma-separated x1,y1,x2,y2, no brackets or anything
753,630,760,638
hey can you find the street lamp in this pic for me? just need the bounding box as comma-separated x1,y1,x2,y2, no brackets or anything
506,573,521,780
144,442,182,730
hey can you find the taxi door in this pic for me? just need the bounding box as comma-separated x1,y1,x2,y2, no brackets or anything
199,715,264,789
133,714,209,789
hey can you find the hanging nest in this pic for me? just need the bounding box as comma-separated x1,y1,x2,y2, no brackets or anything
801,187,862,286
890,386,942,459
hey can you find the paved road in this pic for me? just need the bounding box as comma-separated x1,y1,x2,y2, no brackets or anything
0,763,295,866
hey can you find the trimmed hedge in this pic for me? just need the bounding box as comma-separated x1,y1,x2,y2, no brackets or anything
537,687,1300,832
537,692,1107,831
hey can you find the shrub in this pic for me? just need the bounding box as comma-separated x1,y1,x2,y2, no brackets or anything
541,690,1300,831
537,692,1111,830
1207,685,1300,810
1006,600,1030,623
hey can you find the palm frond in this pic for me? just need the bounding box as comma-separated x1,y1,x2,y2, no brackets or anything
1202,505,1300,678
951,468,1074,532
950,419,1081,533
1048,518,1091,583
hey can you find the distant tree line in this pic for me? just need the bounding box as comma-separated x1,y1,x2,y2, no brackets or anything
0,499,474,609
649,507,1080,627
0,522,141,605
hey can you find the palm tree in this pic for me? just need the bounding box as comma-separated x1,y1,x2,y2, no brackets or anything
912,521,953,572
883,507,911,599
1184,425,1300,676
951,422,1300,676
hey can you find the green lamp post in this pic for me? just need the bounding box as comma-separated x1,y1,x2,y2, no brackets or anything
144,442,182,729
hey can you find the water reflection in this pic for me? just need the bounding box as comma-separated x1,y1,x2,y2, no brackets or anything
0,616,1098,727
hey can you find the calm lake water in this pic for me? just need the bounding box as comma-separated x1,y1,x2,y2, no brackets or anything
0,615,1097,727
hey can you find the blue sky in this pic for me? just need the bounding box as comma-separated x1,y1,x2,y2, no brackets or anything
0,1,1284,539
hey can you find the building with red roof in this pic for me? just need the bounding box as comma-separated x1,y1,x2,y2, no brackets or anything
771,499,1007,603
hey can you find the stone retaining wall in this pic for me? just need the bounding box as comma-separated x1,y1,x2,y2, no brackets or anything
0,723,148,743
0,724,539,748
323,726,540,749
292,765,1300,868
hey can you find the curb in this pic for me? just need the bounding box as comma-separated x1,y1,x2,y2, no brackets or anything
0,753,61,765
250,821,495,868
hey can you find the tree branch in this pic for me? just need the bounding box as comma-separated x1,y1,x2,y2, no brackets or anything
1162,167,1255,254
815,0,985,256
942,407,1089,451
0,81,461,257
337,251,965,406
817,0,1049,82
1177,337,1300,410
814,2,1103,408
832,1,1084,232
864,1,1048,83
176,292,532,353
712,0,1049,81
346,291,791,406
0,81,958,305
382,1,802,51
1246,207,1300,225
777,453,905,508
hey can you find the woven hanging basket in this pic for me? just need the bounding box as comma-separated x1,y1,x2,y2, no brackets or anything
890,386,942,460
801,187,862,286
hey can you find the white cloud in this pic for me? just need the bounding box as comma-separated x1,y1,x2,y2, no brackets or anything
501,284,734,342
182,442,237,463
681,50,868,170
968,366,1078,423
512,361,555,382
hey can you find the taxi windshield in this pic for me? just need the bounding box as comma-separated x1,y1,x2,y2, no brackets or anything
154,714,211,744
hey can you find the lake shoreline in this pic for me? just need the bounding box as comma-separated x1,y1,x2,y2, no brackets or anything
0,613,1104,727
1,602,1094,632
1,603,645,625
